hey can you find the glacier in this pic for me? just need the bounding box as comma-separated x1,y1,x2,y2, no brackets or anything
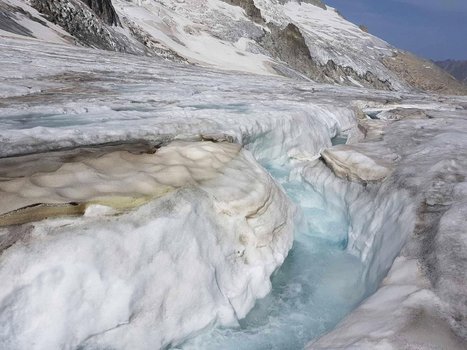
0,1,467,349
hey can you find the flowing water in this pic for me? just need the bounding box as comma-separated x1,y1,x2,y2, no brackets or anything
178,163,367,350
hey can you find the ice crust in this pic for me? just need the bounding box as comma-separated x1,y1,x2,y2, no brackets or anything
321,144,394,182
308,256,466,350
298,161,415,291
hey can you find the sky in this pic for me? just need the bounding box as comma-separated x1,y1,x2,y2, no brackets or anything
325,0,467,60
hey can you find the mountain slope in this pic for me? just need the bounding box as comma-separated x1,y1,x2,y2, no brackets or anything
383,51,467,93
0,0,465,93
110,0,403,89
436,60,467,84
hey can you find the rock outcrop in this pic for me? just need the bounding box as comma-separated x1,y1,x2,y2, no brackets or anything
81,0,121,26
28,0,143,53
222,0,264,23
260,23,392,89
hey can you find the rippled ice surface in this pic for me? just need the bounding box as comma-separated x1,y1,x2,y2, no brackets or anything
178,165,367,350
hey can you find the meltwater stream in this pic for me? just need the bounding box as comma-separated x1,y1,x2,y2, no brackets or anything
178,160,367,350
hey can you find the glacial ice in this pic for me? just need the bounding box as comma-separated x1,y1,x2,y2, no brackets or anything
1,35,467,349
0,36,369,349
0,37,357,159
307,105,467,349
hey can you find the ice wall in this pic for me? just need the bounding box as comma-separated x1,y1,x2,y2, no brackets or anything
298,161,415,290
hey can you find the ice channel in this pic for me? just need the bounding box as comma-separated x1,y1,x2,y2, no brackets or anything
178,160,366,349
177,127,412,349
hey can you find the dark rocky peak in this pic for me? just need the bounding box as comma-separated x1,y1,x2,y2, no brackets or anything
81,0,121,26
29,0,139,53
221,0,264,23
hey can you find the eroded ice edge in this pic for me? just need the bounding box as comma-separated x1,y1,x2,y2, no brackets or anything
1,37,467,349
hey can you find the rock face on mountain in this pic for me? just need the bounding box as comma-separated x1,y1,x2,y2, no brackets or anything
260,22,392,89
3,0,181,60
436,59,467,84
300,0,326,9
28,0,142,53
222,0,264,22
81,0,121,26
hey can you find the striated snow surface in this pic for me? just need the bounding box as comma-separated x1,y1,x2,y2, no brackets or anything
0,36,356,159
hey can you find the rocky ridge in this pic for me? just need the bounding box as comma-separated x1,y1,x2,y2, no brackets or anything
81,0,121,26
